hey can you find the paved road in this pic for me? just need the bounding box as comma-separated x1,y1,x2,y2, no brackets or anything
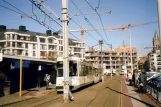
0,76,121,107
0,76,159,107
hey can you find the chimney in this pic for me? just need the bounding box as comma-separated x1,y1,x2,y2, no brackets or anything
46,30,52,36
19,26,26,32
0,25,6,32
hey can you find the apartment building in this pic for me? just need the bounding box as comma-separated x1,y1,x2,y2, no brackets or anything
85,45,138,74
147,50,161,71
146,31,161,72
115,45,138,70
0,25,85,60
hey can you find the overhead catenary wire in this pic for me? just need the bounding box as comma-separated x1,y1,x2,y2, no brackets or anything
70,0,90,19
29,0,62,27
32,0,90,46
95,0,100,10
0,4,24,15
30,0,84,42
71,19,98,42
1,0,56,31
70,0,108,44
1,0,90,47
85,0,109,43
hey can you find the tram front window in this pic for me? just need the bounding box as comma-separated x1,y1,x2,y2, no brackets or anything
57,61,63,77
57,61,77,77
69,61,77,76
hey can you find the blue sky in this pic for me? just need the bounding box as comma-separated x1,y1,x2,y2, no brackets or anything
0,0,159,56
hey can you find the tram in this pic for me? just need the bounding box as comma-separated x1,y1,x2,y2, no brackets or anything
56,56,101,92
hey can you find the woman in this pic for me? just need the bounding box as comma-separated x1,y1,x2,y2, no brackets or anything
128,72,132,86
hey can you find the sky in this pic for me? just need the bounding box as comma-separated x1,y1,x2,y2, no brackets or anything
0,0,159,56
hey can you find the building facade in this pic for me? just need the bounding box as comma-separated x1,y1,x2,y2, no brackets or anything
0,25,85,60
85,45,138,74
147,50,161,72
146,31,161,72
153,31,160,51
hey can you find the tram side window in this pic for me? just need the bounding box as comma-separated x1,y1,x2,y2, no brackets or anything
89,66,93,75
79,64,84,76
83,66,88,76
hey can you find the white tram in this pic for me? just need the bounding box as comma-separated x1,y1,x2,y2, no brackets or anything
56,56,101,92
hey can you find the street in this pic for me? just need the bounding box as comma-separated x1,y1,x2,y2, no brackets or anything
0,76,159,107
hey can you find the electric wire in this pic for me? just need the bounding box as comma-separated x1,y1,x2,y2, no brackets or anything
2,0,56,31
85,0,109,43
95,0,100,10
70,0,90,19
0,4,24,15
1,0,90,47
70,0,108,44
29,0,62,27
30,0,84,43
71,19,98,42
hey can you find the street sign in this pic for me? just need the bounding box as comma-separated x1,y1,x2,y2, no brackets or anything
0,53,3,62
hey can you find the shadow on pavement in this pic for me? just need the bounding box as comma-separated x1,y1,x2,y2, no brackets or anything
106,86,156,107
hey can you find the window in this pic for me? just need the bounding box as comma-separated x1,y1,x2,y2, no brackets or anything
40,38,45,43
25,44,28,48
33,51,36,56
12,42,15,47
48,39,53,43
33,44,36,49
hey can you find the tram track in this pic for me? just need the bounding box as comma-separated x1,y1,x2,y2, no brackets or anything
2,91,62,107
2,76,122,107
85,76,122,107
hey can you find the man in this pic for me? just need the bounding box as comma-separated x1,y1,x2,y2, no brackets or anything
132,71,136,86
139,72,146,93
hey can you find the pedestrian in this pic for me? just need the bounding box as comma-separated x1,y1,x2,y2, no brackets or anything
69,89,74,101
132,71,136,86
36,77,42,89
139,72,146,93
44,74,50,90
128,72,132,86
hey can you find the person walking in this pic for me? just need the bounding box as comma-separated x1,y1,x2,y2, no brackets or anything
69,89,74,101
36,77,42,89
128,72,132,86
139,72,146,93
44,74,50,90
132,71,136,86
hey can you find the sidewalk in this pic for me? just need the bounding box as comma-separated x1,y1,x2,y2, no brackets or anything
0,85,56,106
121,76,158,107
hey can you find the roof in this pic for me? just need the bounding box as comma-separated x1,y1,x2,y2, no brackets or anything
6,29,60,37
0,28,78,41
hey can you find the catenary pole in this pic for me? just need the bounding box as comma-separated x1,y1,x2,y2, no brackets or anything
99,40,104,82
62,0,69,102
129,28,133,73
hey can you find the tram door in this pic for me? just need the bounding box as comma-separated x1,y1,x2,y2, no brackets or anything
50,66,57,84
